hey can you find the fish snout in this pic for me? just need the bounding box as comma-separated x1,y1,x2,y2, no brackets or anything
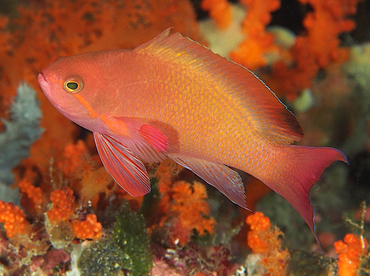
38,73,52,100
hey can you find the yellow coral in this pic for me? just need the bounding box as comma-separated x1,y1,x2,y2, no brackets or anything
0,201,30,238
70,214,102,240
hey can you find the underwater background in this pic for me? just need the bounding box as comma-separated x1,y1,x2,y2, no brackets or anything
0,0,369,275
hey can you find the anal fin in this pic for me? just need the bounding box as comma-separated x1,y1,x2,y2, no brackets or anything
169,154,249,210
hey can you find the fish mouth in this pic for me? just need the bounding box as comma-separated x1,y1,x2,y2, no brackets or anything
38,73,52,100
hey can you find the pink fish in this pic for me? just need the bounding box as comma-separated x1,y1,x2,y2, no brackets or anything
38,29,347,240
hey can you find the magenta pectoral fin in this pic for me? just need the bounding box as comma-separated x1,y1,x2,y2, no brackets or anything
93,132,150,197
139,124,168,153
266,146,348,242
169,154,249,210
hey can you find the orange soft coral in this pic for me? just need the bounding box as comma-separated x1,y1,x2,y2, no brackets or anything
46,187,75,223
58,140,113,204
153,158,183,214
230,0,281,70
18,179,43,211
201,0,232,29
298,0,359,68
334,233,368,276
246,212,289,276
246,212,271,254
172,181,215,236
269,0,362,99
159,180,215,245
70,214,102,240
0,201,30,238
228,0,361,99
59,140,95,177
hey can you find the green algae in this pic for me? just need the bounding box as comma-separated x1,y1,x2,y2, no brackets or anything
113,202,152,276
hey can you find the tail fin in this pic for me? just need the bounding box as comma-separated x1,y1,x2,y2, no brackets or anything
263,146,348,242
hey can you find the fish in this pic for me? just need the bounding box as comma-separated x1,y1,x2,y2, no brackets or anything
38,29,347,240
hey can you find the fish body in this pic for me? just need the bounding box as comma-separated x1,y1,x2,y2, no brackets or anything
38,29,347,239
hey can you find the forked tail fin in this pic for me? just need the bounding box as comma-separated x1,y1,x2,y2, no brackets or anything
263,146,348,243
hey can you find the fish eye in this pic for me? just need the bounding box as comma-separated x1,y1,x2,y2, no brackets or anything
63,77,84,93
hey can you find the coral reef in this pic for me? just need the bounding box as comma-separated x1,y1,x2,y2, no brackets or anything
332,201,370,275
46,187,76,224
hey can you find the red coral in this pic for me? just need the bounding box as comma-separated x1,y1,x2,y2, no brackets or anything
298,0,358,68
172,181,215,236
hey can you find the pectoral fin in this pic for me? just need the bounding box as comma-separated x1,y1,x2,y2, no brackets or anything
139,124,168,152
94,132,150,197
169,154,249,210
107,116,168,163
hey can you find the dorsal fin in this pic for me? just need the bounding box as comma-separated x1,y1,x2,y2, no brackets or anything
134,29,303,145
